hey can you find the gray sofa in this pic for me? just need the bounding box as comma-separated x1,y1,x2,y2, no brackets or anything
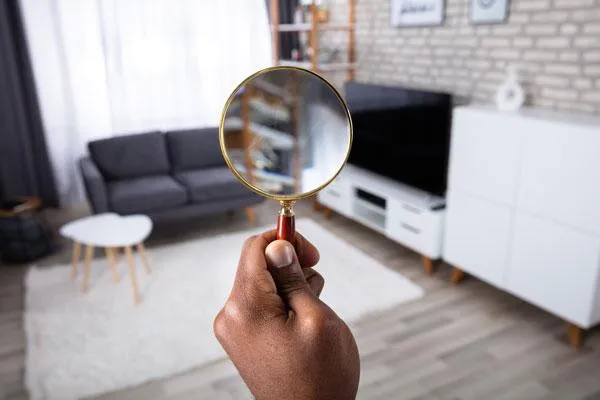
79,128,263,223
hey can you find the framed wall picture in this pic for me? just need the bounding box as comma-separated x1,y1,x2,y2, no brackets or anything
391,0,445,27
471,0,509,24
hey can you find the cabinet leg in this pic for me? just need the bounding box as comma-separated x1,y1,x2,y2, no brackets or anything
450,267,465,285
565,321,584,349
421,256,434,276
323,208,333,219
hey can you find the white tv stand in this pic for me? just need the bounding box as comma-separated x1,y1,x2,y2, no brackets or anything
317,164,446,274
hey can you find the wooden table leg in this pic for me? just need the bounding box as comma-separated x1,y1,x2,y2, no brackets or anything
421,256,434,276
71,241,81,280
136,243,152,274
450,267,465,285
565,321,584,349
105,247,120,282
81,245,94,292
244,207,256,225
125,246,141,305
113,247,120,264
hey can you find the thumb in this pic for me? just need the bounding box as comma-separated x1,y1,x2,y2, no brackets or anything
265,240,318,313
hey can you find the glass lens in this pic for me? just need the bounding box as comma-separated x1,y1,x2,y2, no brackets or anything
220,68,352,199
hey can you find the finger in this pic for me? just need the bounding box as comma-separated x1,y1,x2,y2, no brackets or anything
265,240,322,316
260,230,320,269
231,231,319,301
295,232,320,269
303,268,324,297
232,234,277,296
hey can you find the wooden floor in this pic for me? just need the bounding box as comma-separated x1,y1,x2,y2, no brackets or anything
2,201,600,400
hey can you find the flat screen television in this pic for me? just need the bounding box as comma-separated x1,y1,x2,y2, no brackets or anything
344,82,452,197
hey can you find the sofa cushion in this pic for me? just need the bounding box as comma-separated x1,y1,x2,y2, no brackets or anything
174,167,249,203
88,131,169,180
165,128,224,171
108,175,188,214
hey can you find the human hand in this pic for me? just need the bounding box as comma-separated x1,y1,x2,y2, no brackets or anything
214,231,360,400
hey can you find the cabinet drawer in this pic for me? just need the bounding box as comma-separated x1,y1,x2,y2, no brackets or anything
318,182,351,216
386,206,444,258
443,190,513,288
506,212,600,328
387,199,428,229
387,216,432,256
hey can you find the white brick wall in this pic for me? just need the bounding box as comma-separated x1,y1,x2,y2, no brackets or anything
325,0,600,114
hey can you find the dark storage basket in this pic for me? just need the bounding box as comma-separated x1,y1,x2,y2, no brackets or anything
0,198,55,263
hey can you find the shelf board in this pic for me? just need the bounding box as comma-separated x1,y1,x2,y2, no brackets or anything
274,23,351,32
354,198,386,216
353,200,387,232
228,98,291,122
353,211,386,233
233,164,296,186
252,80,293,103
278,60,356,72
224,117,295,150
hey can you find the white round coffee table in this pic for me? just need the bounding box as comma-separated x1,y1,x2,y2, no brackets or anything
60,213,153,304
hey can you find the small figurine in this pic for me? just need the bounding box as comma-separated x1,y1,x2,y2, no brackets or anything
495,66,526,112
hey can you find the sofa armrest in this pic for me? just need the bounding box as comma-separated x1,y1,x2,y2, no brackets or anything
79,157,109,213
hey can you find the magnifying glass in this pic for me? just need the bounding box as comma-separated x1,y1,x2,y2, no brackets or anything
219,66,353,242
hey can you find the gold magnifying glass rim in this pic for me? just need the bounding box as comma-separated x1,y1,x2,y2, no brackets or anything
218,65,353,202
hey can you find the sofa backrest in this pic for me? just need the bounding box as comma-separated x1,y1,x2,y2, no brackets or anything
88,131,170,180
165,128,224,172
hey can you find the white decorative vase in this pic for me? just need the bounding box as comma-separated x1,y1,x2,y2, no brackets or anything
495,66,525,112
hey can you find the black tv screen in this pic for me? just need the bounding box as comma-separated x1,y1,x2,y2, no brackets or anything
345,83,452,197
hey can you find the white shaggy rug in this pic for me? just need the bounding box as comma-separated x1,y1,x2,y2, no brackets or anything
25,219,423,399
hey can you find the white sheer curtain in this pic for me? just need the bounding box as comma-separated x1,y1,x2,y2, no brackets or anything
20,0,272,205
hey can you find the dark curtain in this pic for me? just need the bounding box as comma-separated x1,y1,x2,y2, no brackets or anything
0,0,59,207
266,0,300,61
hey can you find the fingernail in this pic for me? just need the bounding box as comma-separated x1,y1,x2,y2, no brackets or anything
265,241,294,268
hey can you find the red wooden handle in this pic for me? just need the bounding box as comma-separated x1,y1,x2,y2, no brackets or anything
276,214,295,242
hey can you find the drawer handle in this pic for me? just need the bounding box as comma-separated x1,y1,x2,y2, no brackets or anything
326,190,341,198
401,223,421,234
402,204,422,215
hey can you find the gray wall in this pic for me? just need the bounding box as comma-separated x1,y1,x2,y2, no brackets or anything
325,0,600,114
